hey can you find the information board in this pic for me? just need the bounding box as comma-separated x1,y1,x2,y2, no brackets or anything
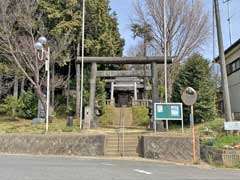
154,103,184,132
154,103,183,120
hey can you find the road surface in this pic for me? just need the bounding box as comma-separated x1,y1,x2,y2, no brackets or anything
0,155,239,180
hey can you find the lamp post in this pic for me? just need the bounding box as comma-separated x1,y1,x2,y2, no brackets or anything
34,36,50,132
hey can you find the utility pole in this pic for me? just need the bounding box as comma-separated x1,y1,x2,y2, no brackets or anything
223,0,232,45
214,0,232,122
80,0,86,129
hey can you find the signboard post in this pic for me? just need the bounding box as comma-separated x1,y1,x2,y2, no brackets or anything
181,87,198,163
154,103,183,133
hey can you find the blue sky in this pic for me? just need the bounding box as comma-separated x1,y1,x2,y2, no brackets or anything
109,0,240,60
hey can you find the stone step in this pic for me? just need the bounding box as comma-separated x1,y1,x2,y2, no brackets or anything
105,151,139,157
106,141,138,145
105,153,121,157
105,132,141,157
106,147,138,152
107,142,138,146
107,139,139,143
107,135,140,139
107,138,139,142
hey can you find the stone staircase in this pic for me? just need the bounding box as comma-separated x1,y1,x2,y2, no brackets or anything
105,133,141,157
113,107,133,127
104,107,142,157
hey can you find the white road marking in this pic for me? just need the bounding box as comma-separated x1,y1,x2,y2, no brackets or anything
133,169,152,175
101,162,115,166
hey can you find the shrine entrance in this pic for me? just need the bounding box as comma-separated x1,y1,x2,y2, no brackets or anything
105,77,144,107
76,56,173,129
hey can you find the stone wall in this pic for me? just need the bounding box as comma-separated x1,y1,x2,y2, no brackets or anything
142,135,200,163
201,146,240,167
0,134,105,156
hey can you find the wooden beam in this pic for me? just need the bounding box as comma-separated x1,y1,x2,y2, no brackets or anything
76,56,173,64
97,70,151,77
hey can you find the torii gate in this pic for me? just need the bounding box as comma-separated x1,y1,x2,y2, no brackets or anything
76,56,173,129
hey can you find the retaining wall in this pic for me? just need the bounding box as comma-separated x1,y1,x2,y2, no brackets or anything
201,146,240,167
142,135,200,163
0,134,105,156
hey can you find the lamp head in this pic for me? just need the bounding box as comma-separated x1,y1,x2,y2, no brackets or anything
38,36,48,45
34,42,43,50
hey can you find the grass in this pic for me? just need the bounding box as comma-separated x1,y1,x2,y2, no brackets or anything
0,115,149,134
0,115,105,134
154,118,224,135
214,136,240,148
0,114,227,137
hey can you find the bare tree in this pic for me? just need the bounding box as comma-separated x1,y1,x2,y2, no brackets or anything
133,0,210,60
49,32,72,109
0,0,49,112
0,0,73,113
132,0,210,97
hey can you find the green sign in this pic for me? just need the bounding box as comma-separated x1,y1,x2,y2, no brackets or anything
154,103,183,120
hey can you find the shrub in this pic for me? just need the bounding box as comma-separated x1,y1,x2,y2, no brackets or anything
0,96,22,118
96,80,106,115
55,95,76,117
18,90,38,119
132,106,149,126
98,105,114,126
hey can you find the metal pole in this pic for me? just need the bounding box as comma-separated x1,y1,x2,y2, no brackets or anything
164,0,169,131
223,0,232,45
164,0,168,103
122,107,125,157
80,0,86,129
191,105,196,163
214,0,232,122
46,47,50,132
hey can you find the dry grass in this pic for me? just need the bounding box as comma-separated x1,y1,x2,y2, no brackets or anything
0,115,224,136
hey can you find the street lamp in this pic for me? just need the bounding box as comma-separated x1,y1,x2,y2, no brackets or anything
34,36,50,132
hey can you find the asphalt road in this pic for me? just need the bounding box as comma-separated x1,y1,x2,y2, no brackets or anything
0,155,239,180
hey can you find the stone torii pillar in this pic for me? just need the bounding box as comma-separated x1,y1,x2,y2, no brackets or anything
151,62,160,128
134,82,138,101
110,81,115,105
85,62,97,129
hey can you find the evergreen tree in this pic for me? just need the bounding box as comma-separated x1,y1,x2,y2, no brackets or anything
172,54,217,123
38,0,124,116
38,0,124,58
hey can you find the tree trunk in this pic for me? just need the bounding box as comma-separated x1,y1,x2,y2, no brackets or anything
13,75,18,98
76,43,81,118
20,77,26,95
143,38,148,99
34,85,47,115
66,61,71,109
51,58,55,109
0,74,2,100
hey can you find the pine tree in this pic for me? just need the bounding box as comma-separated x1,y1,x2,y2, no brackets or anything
172,54,217,123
